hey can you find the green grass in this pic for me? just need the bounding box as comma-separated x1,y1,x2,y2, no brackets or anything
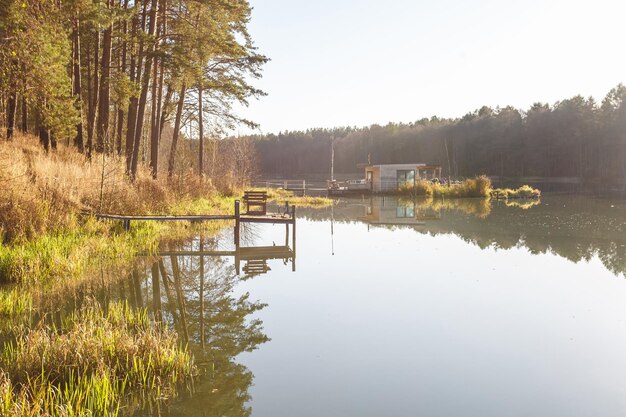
0,301,192,417
0,196,234,287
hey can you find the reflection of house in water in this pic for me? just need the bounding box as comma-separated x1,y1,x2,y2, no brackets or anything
358,196,441,227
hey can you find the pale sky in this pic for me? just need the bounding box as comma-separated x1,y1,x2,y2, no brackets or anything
237,0,626,134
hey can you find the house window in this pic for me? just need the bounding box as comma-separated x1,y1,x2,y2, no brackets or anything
396,205,415,218
366,171,373,182
397,170,415,187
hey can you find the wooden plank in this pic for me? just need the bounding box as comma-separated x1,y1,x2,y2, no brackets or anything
139,250,237,257
96,214,235,221
239,216,292,224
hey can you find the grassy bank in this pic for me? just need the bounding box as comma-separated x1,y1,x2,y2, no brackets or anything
0,134,238,415
1,301,192,417
398,176,492,198
0,134,237,286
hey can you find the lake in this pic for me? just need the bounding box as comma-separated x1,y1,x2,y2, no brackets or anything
20,195,626,416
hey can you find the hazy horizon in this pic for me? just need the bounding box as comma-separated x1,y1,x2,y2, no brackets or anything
239,0,626,135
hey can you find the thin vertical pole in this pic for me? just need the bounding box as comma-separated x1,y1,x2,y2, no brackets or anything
199,236,205,348
234,200,241,275
234,200,240,248
330,135,335,181
291,204,296,271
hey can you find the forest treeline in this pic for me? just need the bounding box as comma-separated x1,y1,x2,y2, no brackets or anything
250,86,626,185
0,0,264,182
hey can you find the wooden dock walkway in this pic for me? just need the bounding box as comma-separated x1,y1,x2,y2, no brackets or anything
95,200,296,230
96,199,297,273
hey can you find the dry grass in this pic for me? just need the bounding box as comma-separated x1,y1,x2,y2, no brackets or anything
398,176,493,198
0,134,237,286
0,133,232,243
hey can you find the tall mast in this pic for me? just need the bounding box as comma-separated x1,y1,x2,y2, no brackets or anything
330,134,335,181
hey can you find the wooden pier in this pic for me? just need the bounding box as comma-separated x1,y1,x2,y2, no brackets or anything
97,198,297,275
96,200,296,231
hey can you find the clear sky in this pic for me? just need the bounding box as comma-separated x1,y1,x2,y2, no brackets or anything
238,0,626,134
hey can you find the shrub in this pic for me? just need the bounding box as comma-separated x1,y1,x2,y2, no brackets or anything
398,176,492,198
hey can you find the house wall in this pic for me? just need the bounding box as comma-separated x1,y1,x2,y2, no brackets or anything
366,166,381,192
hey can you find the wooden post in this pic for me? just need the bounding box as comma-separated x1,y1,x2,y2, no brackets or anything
283,180,287,190
123,219,130,231
234,200,240,248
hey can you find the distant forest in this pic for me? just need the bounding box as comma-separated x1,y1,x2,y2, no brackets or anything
248,86,626,185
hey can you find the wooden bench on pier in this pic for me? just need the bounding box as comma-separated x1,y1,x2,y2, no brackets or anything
243,190,268,215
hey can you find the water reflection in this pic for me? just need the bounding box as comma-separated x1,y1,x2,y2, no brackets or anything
5,194,624,417
304,195,626,277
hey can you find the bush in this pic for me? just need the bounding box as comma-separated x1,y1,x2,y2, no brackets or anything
398,176,492,198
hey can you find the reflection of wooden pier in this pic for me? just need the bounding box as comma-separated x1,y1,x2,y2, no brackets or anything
151,245,296,277
138,203,297,277
105,197,298,277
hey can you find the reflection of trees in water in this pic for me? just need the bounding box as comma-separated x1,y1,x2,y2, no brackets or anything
31,236,269,417
299,196,626,276
145,238,269,416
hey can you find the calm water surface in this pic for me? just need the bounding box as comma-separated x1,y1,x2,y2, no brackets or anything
32,195,626,416
229,196,626,417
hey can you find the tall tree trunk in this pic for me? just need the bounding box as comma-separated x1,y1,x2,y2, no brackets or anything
159,85,173,138
167,83,186,178
149,45,159,178
87,31,100,158
72,18,84,152
125,9,141,173
20,63,27,133
97,1,113,153
116,0,129,156
130,0,159,179
6,87,17,140
20,96,27,133
198,84,204,175
37,107,49,151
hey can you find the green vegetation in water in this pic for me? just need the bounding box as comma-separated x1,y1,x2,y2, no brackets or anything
397,176,492,198
491,185,542,200
0,301,192,417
